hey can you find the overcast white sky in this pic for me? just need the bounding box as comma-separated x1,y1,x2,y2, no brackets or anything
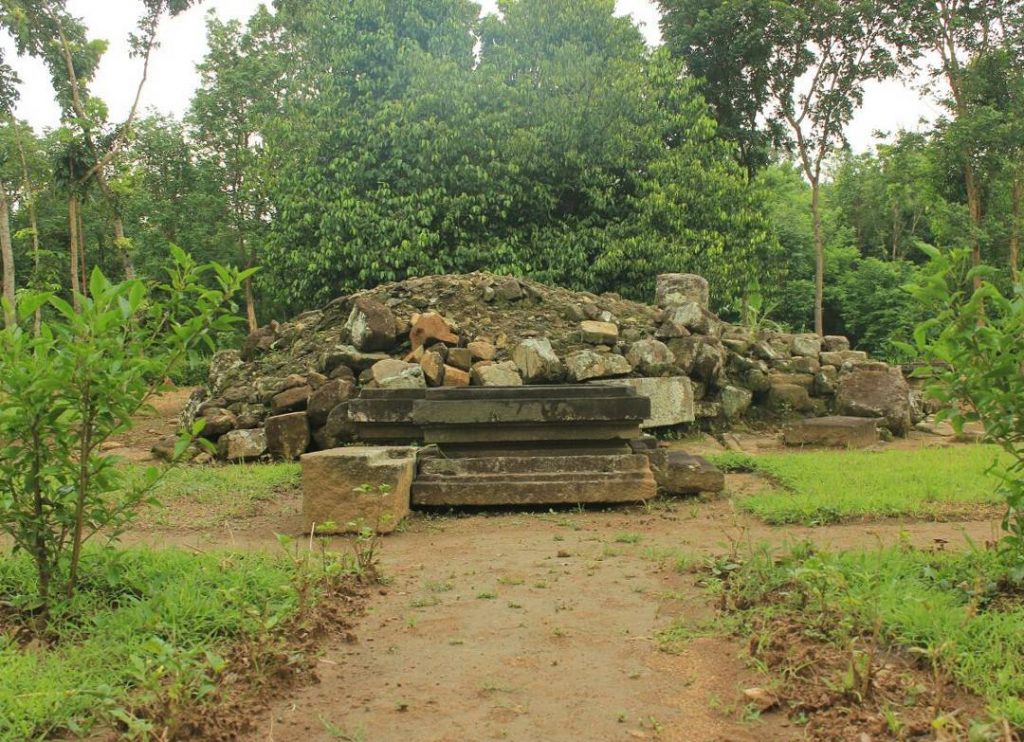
3,0,939,152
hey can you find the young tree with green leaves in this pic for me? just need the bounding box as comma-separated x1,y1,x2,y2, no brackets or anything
659,0,900,335
0,248,253,616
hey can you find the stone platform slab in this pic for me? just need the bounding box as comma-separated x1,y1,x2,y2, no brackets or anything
783,416,878,449
411,453,657,506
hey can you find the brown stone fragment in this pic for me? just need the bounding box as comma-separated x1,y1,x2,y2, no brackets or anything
266,412,311,461
307,378,356,427
441,365,470,386
301,446,415,533
409,312,459,351
271,385,312,414
446,347,473,370
421,350,445,386
467,340,496,362
784,416,878,449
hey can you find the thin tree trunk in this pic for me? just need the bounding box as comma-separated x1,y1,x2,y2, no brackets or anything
113,215,135,280
238,234,257,332
78,206,87,295
69,195,81,311
1011,177,1021,283
17,137,42,334
0,192,14,327
965,164,984,292
811,180,825,336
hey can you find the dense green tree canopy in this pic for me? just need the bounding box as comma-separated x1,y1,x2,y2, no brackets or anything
258,0,778,312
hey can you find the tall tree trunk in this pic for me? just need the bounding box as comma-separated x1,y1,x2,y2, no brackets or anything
1011,176,1021,283
78,207,87,295
238,234,257,332
965,164,984,292
0,192,15,328
113,216,135,280
69,195,81,311
811,180,825,336
17,139,42,334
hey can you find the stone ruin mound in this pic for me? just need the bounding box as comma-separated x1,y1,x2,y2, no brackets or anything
187,271,917,461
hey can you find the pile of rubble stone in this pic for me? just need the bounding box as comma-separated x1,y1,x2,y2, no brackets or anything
187,272,916,461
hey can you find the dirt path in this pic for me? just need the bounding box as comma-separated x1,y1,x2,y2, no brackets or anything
147,501,996,742
257,511,799,742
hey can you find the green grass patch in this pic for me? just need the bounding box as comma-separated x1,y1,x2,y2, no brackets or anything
138,463,300,527
151,463,300,504
710,446,1007,525
712,543,1024,729
0,546,317,740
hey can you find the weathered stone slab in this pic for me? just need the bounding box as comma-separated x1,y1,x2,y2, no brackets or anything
302,446,415,533
656,273,709,309
579,320,619,345
423,385,638,401
218,428,268,461
835,365,912,435
347,389,425,442
412,453,656,506
345,297,397,352
564,350,632,382
266,411,311,461
590,377,694,428
412,395,650,426
422,422,642,444
783,416,878,449
648,450,725,495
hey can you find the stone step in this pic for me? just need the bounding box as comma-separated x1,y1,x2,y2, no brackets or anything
411,395,650,426
412,453,657,506
419,453,651,477
420,422,642,444
432,442,632,458
422,384,638,401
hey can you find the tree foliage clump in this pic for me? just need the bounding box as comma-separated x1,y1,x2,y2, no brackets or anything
258,0,778,312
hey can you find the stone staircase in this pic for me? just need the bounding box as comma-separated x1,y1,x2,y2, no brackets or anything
302,385,723,533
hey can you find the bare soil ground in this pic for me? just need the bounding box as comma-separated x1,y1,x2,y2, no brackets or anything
112,391,1003,741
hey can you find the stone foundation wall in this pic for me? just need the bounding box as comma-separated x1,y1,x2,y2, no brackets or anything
187,272,917,461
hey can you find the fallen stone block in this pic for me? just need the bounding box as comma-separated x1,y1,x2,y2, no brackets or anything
218,428,268,461
471,360,522,386
565,350,632,382
591,377,694,428
345,297,397,352
579,320,619,345
783,416,878,449
835,365,912,435
266,411,311,460
512,338,565,384
409,312,459,351
625,338,676,376
656,273,709,309
271,385,311,414
648,450,725,495
307,378,356,427
302,446,416,534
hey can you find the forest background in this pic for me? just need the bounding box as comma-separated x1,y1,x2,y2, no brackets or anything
0,0,1019,362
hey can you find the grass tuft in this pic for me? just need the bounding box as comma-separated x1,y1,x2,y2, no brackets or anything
710,446,1008,525
0,545,323,740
